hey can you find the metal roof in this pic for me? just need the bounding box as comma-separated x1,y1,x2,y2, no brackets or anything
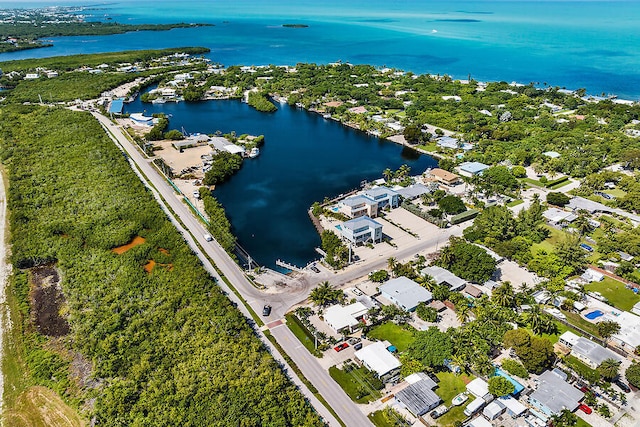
379,277,432,311
342,216,382,231
354,342,401,377
529,370,583,414
421,266,466,291
459,161,490,174
395,376,441,416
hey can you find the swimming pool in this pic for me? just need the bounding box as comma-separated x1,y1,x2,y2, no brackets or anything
585,310,604,320
335,225,342,231
494,368,524,395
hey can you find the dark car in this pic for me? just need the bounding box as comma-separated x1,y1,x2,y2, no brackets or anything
334,343,349,352
262,304,272,316
310,266,320,273
614,379,631,393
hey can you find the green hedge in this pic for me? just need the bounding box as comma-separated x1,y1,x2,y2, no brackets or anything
451,209,479,225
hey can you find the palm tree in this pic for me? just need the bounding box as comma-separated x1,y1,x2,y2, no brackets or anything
573,210,593,235
387,257,397,274
456,304,471,323
309,281,340,307
492,282,515,308
597,358,621,381
524,305,554,335
382,168,393,183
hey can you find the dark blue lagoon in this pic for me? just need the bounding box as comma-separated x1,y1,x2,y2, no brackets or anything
124,99,436,269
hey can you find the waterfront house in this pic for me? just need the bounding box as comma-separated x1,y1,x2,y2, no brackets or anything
339,216,383,245
354,341,401,383
421,266,466,291
361,186,399,210
379,277,432,312
338,195,378,219
425,168,461,186
528,370,583,420
457,161,490,177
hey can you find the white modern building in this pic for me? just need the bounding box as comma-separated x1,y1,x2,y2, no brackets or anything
379,277,432,312
339,216,383,245
354,341,401,383
323,302,369,333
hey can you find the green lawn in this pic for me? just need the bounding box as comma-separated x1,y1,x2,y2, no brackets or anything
368,322,416,352
548,179,572,190
523,177,544,187
604,189,626,198
561,310,601,337
506,199,524,207
585,277,640,312
434,372,474,426
576,417,593,427
285,314,323,357
368,409,410,427
329,364,383,404
417,143,438,152
531,225,566,254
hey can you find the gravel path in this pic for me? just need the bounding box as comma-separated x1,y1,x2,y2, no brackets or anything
0,169,11,416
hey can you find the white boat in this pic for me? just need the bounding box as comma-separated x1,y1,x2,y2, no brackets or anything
323,113,332,119
151,98,166,104
248,147,260,158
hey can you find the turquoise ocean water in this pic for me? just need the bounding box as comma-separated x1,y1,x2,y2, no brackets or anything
2,0,640,99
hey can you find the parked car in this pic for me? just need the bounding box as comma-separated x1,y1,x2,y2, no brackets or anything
578,403,592,414
430,405,449,419
262,304,272,316
334,343,349,352
580,243,594,252
614,379,631,393
352,288,363,296
310,265,320,273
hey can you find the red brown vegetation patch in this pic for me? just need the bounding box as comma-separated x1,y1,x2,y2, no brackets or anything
111,236,146,255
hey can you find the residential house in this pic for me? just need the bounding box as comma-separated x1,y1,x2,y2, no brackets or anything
528,370,584,419
421,266,466,291
339,216,383,245
558,331,622,369
361,186,399,210
354,341,401,383
379,277,432,312
324,302,369,334
395,183,434,201
458,161,490,177
339,195,378,219
483,400,506,420
395,373,442,417
463,284,483,299
425,168,462,186
467,378,492,401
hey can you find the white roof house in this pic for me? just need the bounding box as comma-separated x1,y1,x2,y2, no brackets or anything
466,416,493,427
611,311,640,352
558,331,622,369
498,396,527,417
421,266,466,291
379,277,432,312
323,302,369,333
543,208,577,224
467,378,491,401
354,342,401,382
483,400,506,420
223,144,245,155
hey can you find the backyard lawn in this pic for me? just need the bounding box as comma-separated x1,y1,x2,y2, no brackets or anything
368,409,411,427
561,310,601,338
329,363,383,404
434,372,474,426
531,225,566,254
368,322,416,352
576,417,593,427
585,277,640,312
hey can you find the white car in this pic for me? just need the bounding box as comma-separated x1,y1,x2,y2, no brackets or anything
204,234,213,242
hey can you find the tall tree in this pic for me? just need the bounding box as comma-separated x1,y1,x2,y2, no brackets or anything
597,358,621,381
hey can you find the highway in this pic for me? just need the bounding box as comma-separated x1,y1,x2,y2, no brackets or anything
92,112,372,427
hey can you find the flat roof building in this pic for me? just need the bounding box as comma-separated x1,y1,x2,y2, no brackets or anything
324,302,369,333
421,266,466,291
467,378,491,401
458,161,490,177
354,341,401,383
379,277,432,312
108,98,124,114
339,216,383,245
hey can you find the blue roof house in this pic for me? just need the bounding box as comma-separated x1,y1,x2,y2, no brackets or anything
458,161,490,177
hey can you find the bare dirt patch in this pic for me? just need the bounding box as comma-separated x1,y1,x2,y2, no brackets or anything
29,265,69,337
111,235,146,254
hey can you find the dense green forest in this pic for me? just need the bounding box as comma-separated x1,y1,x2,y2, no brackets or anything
0,105,322,426
0,22,211,52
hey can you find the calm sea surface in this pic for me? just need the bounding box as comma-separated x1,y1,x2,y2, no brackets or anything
4,0,639,267
2,1,640,98
123,99,436,268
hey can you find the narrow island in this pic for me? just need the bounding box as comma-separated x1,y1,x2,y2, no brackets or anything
282,24,309,28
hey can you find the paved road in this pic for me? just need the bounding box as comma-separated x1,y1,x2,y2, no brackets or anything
270,324,372,427
91,112,370,426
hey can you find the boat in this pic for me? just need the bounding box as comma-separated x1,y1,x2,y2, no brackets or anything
151,98,166,104
248,147,260,158
451,392,468,406
323,113,332,119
